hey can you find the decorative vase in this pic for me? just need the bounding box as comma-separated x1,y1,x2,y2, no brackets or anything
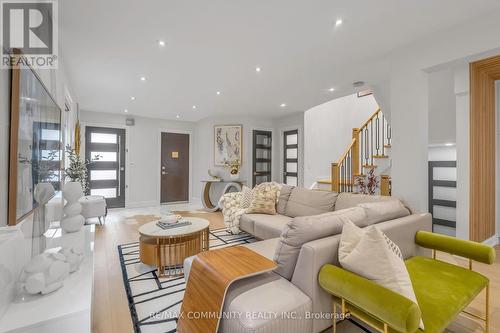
60,182,85,233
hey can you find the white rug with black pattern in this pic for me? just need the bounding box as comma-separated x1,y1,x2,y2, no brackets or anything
118,229,258,333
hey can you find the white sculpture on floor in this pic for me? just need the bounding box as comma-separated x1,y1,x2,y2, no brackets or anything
60,182,85,233
20,247,84,295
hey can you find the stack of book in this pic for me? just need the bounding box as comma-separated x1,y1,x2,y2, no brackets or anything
156,219,192,230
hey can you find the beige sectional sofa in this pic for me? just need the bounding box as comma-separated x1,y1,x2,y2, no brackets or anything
184,187,432,333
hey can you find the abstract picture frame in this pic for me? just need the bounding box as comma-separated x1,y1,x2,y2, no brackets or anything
214,125,242,166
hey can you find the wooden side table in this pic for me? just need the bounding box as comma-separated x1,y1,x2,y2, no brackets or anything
178,246,277,333
138,217,209,277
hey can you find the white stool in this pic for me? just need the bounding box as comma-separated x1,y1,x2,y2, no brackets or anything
79,195,107,225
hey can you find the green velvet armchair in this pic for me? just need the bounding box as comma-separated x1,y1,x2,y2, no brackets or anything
318,231,496,333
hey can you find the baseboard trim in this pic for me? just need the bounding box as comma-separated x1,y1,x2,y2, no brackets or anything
482,234,499,247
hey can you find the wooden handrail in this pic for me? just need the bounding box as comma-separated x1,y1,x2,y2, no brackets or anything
359,108,381,131
336,138,356,164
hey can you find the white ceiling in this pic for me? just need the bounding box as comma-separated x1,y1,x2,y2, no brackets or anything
60,0,500,121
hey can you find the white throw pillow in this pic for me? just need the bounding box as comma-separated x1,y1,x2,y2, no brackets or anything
240,186,253,209
339,220,424,330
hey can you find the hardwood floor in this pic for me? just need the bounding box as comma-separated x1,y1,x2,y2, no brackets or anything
91,208,500,333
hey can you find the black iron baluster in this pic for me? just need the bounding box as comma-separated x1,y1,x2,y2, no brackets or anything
364,127,369,166
375,114,380,156
382,115,385,156
370,120,374,165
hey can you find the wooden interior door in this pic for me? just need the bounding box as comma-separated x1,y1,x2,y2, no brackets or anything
161,132,190,203
85,126,126,208
252,130,272,186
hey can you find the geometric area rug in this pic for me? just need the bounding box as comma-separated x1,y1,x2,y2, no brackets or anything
118,229,258,333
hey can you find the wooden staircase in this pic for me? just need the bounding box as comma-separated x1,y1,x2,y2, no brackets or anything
328,108,392,195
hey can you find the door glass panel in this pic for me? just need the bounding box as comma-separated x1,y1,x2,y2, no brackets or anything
41,129,60,141
256,162,270,172
256,149,271,159
91,151,117,162
91,132,117,144
91,188,117,198
286,162,297,173
256,135,271,146
286,148,298,159
90,170,117,180
286,133,298,145
286,176,298,186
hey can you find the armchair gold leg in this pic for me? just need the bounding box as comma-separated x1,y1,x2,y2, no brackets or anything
486,283,489,333
333,302,337,333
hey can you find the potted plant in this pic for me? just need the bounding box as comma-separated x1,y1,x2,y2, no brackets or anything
354,168,379,195
64,145,99,194
224,159,241,180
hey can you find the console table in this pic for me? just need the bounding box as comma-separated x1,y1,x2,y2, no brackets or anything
177,246,277,333
200,179,245,211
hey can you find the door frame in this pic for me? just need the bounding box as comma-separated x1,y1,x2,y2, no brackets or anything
469,55,500,242
157,129,193,205
81,121,129,207
279,125,303,187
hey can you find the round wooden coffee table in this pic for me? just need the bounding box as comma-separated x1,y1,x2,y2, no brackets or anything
138,217,210,277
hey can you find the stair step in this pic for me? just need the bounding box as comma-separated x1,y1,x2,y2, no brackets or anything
317,179,332,185
363,164,377,169
373,155,389,158
384,144,391,148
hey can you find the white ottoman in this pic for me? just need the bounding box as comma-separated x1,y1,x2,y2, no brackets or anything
79,195,107,225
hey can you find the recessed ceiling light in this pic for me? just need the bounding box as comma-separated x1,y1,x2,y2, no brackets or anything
280,103,286,108
130,96,136,100
335,18,343,26
176,114,180,119
216,91,221,95
140,76,146,81
158,40,166,47
124,109,128,113
192,105,197,109
255,67,261,72
328,87,335,92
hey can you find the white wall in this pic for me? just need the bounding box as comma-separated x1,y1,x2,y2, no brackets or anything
80,111,196,207
428,70,456,145
0,66,9,228
303,93,378,188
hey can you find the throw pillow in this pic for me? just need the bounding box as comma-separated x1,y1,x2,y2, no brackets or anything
276,184,294,215
273,207,368,280
339,220,424,330
284,188,338,217
240,186,253,209
245,182,280,215
358,200,410,225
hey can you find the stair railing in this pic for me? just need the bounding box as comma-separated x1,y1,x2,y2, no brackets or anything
331,108,392,193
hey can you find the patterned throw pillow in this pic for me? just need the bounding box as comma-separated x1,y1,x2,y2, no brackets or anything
240,186,253,209
246,182,280,215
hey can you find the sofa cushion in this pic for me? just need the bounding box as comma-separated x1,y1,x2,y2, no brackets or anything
220,273,313,333
274,207,367,280
276,185,294,215
284,188,338,217
249,214,293,240
359,200,410,224
243,238,280,260
239,214,255,235
335,193,396,211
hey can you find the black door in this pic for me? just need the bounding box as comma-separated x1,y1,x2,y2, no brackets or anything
85,126,126,208
252,130,272,186
160,132,190,203
283,129,299,186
